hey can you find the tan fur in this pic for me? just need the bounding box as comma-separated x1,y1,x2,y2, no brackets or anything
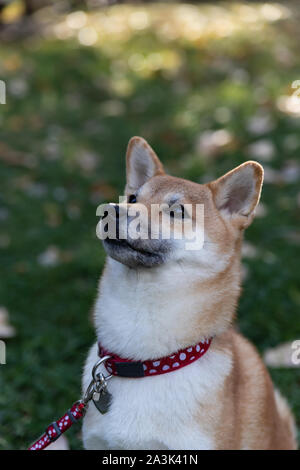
193,329,297,449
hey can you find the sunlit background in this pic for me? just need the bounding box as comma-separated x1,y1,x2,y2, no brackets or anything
0,0,300,449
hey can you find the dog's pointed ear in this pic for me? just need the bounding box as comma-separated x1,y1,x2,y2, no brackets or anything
125,137,165,194
209,161,264,229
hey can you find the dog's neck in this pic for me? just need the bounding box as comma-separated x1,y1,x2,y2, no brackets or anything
94,256,241,361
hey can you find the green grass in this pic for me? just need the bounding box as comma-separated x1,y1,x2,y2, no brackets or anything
0,3,300,449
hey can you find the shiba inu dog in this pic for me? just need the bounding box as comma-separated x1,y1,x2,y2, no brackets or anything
82,137,297,450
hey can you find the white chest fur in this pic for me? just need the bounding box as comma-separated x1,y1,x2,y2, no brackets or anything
82,258,232,450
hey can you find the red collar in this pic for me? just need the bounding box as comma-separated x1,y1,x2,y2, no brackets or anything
98,338,212,378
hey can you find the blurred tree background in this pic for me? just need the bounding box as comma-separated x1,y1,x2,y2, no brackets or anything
0,0,300,450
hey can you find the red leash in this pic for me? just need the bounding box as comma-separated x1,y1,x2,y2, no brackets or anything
28,401,86,450
28,355,112,451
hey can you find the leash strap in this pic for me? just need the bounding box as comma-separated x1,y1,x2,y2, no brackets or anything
28,355,112,451
28,401,85,450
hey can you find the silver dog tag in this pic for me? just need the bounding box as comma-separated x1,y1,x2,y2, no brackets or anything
92,389,112,414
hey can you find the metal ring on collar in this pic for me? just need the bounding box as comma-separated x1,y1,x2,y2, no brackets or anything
92,355,112,383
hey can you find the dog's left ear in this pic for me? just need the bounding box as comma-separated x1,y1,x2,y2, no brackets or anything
209,161,264,229
125,137,165,194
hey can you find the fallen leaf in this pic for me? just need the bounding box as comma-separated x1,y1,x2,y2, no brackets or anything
195,129,233,158
264,341,300,368
246,139,275,161
90,183,117,203
242,241,258,259
0,142,37,168
76,150,98,172
37,246,60,267
246,113,275,135
0,307,16,339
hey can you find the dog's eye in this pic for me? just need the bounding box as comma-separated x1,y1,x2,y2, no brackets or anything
128,194,137,203
169,204,185,219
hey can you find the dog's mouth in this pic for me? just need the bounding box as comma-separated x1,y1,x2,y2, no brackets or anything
105,237,152,255
103,237,167,268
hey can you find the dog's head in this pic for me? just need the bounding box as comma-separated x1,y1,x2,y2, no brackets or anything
100,137,263,274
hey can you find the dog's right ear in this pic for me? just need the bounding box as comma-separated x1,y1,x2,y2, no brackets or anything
125,137,165,194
